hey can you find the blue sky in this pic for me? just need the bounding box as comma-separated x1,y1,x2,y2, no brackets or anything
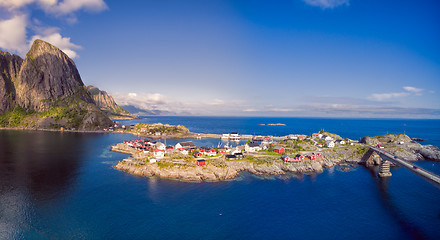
1,0,439,118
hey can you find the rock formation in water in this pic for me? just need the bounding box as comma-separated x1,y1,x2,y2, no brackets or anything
87,85,137,119
0,39,113,130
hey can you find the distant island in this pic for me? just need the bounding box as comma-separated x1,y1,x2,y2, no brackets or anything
259,123,286,126
111,127,440,182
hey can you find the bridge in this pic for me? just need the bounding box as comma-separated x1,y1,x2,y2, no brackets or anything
370,146,440,189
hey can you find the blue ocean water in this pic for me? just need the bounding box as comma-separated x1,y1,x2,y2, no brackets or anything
1,117,439,239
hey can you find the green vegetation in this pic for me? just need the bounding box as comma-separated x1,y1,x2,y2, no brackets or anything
133,123,189,135
157,161,176,168
243,155,275,165
0,106,32,127
355,146,369,155
210,159,226,168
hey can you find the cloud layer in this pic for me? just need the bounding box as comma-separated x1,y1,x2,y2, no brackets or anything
368,86,424,101
0,0,107,58
111,90,439,118
302,0,349,9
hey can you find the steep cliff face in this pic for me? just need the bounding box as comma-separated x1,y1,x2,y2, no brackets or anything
0,40,113,130
15,39,93,111
87,86,136,119
0,51,22,114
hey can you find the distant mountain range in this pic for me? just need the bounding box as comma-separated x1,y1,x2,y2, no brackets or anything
87,86,138,119
120,105,178,116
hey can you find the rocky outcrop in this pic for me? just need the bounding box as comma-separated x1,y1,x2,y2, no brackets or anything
416,145,440,162
0,51,22,114
87,85,137,119
361,134,412,145
0,39,113,130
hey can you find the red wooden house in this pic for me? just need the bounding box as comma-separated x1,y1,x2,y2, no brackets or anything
294,155,305,161
281,155,290,162
274,146,285,153
196,159,206,165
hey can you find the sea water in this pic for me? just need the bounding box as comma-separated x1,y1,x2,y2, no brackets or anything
0,117,439,239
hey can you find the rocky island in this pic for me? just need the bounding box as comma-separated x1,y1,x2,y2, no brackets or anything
111,129,440,182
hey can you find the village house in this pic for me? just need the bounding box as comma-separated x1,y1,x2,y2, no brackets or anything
154,149,165,159
281,155,290,162
225,154,236,160
175,141,196,150
217,148,230,154
196,159,206,165
199,147,216,156
328,141,335,148
245,142,261,152
234,152,244,159
335,140,346,145
274,146,285,153
322,135,333,141
156,142,166,151
180,149,189,155
294,155,305,161
312,133,320,138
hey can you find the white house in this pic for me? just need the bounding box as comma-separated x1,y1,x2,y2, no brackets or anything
175,141,196,150
156,142,166,150
149,158,157,163
323,136,333,141
180,149,189,155
328,141,335,148
336,140,346,145
245,142,262,152
154,149,165,159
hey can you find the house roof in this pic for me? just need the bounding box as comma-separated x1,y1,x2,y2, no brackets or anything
274,146,284,150
247,142,260,147
178,141,196,147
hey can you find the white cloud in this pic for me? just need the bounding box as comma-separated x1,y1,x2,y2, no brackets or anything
0,0,106,14
0,0,107,57
0,14,28,54
302,0,349,9
403,86,423,94
207,99,225,106
47,0,107,15
368,86,424,101
368,92,410,101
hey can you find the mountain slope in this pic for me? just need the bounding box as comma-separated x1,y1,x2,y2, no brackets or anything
0,40,113,130
87,86,137,119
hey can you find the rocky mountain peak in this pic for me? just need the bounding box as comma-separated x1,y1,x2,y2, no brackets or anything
0,39,113,130
15,39,93,112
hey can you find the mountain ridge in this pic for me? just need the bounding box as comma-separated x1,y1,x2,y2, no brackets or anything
87,85,138,119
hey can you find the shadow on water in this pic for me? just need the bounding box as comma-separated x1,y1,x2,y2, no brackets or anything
0,130,89,201
364,166,429,240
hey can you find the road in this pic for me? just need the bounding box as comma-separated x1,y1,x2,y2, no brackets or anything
370,146,440,189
